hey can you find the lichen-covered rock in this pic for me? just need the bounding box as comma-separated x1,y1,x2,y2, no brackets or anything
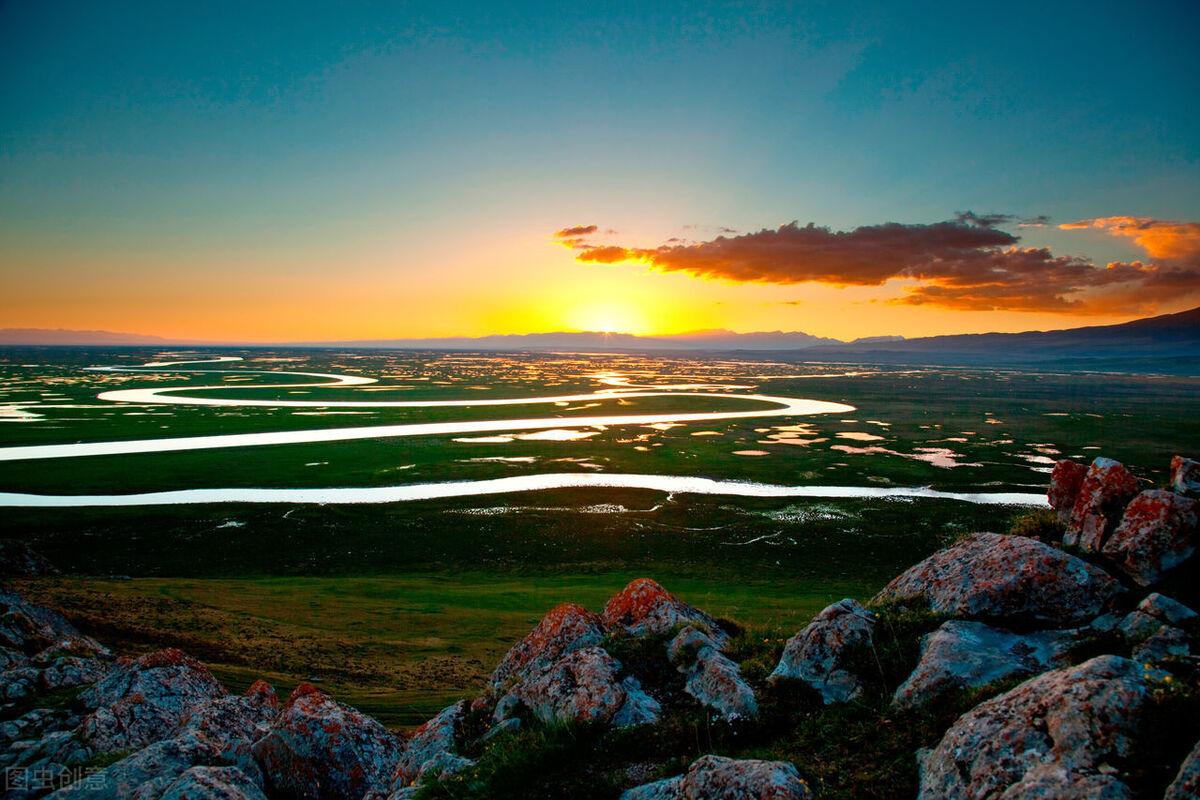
874,533,1122,626
1172,455,1200,499
488,603,604,694
1166,737,1200,800
918,655,1146,799
620,755,811,799
50,735,225,798
1065,457,1140,551
667,627,757,721
175,680,279,783
78,649,226,753
159,766,268,800
602,579,727,646
1101,489,1199,586
1048,459,1089,522
0,591,108,658
250,683,401,800
768,598,875,704
392,700,466,787
1119,593,1197,641
894,620,1075,708
501,647,659,728
995,762,1132,799
1132,624,1192,664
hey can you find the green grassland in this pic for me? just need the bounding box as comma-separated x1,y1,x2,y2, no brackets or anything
3,346,1200,733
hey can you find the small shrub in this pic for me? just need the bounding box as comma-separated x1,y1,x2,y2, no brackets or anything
1008,508,1064,543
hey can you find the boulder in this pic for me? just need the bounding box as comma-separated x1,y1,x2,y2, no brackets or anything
1119,593,1197,641
918,655,1146,799
499,646,659,728
1048,459,1089,522
620,755,811,799
667,627,757,721
1065,457,1139,551
874,533,1122,626
78,649,226,753
175,680,279,781
488,603,604,694
993,762,1132,799
1166,738,1200,800
893,620,1074,708
602,579,727,646
50,735,225,798
250,683,401,800
392,700,466,787
1101,490,1199,586
0,591,107,658
1131,624,1192,664
768,598,875,704
1172,455,1200,499
159,766,267,800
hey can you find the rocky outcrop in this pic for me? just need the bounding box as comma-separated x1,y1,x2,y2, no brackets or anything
1065,457,1140,551
1101,489,1199,586
602,579,727,646
1166,738,1200,800
488,602,604,694
1172,455,1200,499
874,533,1121,626
392,700,466,787
1048,459,1089,522
621,755,812,799
499,646,660,728
894,620,1075,708
0,541,58,579
1119,592,1197,641
251,683,402,800
667,627,756,721
79,649,226,754
159,765,268,800
919,656,1146,799
768,598,875,704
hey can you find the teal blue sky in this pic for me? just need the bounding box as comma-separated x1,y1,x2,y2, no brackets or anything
2,1,1198,340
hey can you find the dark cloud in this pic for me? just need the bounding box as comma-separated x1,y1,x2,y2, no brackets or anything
554,224,598,238
562,216,1200,313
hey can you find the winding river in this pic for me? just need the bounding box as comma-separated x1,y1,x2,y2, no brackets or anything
0,356,1049,508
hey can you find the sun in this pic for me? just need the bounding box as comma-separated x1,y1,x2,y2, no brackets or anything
567,302,648,335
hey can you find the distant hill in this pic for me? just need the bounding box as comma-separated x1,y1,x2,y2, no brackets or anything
798,305,1200,371
0,328,179,345
297,329,845,351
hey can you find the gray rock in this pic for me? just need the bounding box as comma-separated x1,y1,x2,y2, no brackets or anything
894,620,1075,708
79,649,226,754
488,603,604,695
1065,457,1140,551
874,533,1122,626
158,766,268,800
1118,593,1197,641
919,656,1146,799
500,646,660,728
602,579,728,646
768,598,876,704
1172,455,1200,499
393,700,466,788
50,735,224,798
667,627,757,721
620,755,811,799
250,683,402,800
0,592,108,659
1101,490,1199,586
1166,737,1200,800
1131,624,1192,664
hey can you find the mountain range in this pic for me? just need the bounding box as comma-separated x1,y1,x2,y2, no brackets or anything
2,306,1198,372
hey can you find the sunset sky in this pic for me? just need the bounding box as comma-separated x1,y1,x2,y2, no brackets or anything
2,1,1198,342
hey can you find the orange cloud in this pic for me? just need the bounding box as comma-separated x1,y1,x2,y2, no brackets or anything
565,214,1200,314
1059,216,1200,261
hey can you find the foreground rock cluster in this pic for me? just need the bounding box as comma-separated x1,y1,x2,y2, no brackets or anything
1,453,1198,798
